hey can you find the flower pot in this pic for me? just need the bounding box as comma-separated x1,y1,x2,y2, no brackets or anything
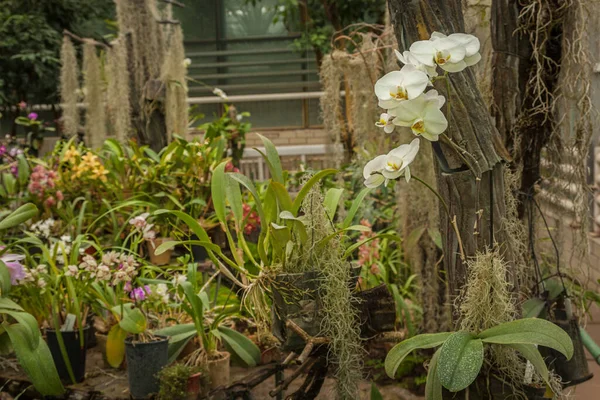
125,336,169,399
186,371,208,400
272,267,361,352
539,314,593,387
147,237,173,266
46,326,90,383
207,351,230,389
190,234,209,263
260,346,281,365
441,375,546,400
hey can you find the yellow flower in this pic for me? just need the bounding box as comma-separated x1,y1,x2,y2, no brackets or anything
62,146,80,164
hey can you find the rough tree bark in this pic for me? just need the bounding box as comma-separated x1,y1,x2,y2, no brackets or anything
387,0,517,319
491,0,563,218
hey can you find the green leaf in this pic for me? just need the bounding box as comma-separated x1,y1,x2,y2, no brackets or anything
225,173,244,228
437,331,483,392
385,332,451,378
428,228,443,250
404,226,426,253
155,323,197,364
478,318,574,360
0,260,12,297
218,326,261,367
0,203,38,231
211,162,228,224
0,298,24,311
324,188,344,220
370,382,384,400
522,298,545,319
229,172,265,228
342,187,371,228
154,240,221,256
256,133,284,184
425,348,443,400
270,181,293,213
291,169,338,215
507,343,550,387
17,154,30,186
119,308,147,334
2,310,40,349
3,322,65,396
343,233,401,259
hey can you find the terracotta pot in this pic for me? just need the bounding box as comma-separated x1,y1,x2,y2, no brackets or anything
260,346,281,365
148,237,173,266
207,351,230,389
186,371,207,400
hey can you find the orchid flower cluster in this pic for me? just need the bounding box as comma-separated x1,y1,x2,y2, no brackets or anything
126,283,170,304
363,32,481,188
29,219,72,265
76,251,139,286
28,165,64,207
129,212,156,240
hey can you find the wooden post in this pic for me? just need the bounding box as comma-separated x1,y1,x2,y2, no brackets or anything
387,0,518,318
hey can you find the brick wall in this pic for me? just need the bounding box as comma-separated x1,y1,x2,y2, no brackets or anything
245,128,331,147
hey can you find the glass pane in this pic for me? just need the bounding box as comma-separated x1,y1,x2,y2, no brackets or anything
174,0,217,41
223,0,287,38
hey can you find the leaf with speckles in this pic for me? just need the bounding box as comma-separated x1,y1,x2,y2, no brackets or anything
478,318,573,360
384,332,451,378
437,331,483,392
425,348,443,400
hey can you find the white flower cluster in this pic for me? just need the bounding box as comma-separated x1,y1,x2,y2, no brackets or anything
30,218,56,239
364,32,480,188
155,283,170,304
76,251,139,286
53,234,72,265
129,213,156,240
22,264,48,291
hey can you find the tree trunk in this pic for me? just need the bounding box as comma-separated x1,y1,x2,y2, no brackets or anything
387,0,517,320
491,0,563,219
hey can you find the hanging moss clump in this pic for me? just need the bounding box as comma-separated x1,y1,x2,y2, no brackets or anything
60,36,80,138
106,39,131,142
161,25,188,141
83,43,107,148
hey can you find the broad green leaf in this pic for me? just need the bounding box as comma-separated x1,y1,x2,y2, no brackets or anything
0,331,12,355
229,172,265,227
106,324,128,368
17,154,30,186
119,308,147,334
0,298,24,311
3,322,65,396
270,182,293,213
370,382,384,400
390,284,416,337
211,162,228,224
3,310,40,349
385,332,451,378
218,326,260,367
522,298,545,319
0,260,12,297
155,323,197,364
425,348,443,400
478,318,573,360
0,203,38,231
256,133,284,184
343,233,401,259
225,174,244,228
342,187,371,228
2,173,16,196
324,188,344,220
154,240,221,256
507,343,550,388
437,332,483,392
181,281,205,331
279,211,308,244
291,169,338,215
428,228,443,250
545,279,564,301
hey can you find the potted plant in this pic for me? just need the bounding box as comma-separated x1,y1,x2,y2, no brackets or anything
0,204,65,396
154,267,261,390
158,363,207,400
385,318,573,399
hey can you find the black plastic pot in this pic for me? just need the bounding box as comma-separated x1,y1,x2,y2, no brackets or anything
125,336,169,399
272,267,361,352
191,234,209,262
539,314,593,387
46,326,90,383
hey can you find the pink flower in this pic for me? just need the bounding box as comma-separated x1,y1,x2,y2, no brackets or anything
225,162,240,173
1,251,26,284
28,112,38,121
18,101,27,110
56,191,64,201
44,196,56,207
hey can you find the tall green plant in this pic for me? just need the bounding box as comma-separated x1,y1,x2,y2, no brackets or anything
0,204,64,396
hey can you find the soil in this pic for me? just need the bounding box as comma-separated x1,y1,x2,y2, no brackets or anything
0,348,422,399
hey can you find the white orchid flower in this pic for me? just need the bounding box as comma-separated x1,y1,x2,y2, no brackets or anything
374,65,429,109
409,36,467,73
390,90,448,141
212,88,228,99
430,32,481,67
183,58,192,67
394,49,438,78
363,139,420,187
375,113,396,133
